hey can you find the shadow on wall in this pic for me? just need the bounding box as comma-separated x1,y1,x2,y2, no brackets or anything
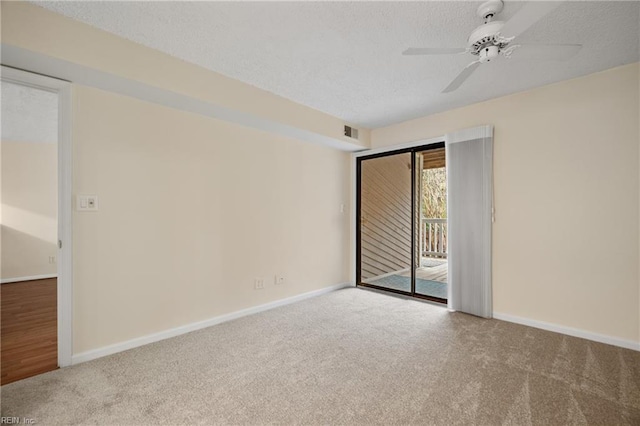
1,224,57,279
1,140,58,281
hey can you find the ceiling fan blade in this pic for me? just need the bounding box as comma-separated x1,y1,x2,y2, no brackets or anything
403,47,467,56
500,1,563,38
442,61,481,93
508,44,582,60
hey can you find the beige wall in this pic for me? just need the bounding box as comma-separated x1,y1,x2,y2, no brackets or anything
2,1,636,353
1,1,353,355
1,140,58,279
72,86,350,353
373,63,640,344
1,2,370,148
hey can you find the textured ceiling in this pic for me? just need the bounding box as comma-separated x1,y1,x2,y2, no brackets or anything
1,81,58,143
32,1,640,129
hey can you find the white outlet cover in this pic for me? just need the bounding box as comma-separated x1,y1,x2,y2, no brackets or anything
77,195,99,211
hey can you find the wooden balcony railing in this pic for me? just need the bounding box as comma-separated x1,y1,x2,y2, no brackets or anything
421,218,447,258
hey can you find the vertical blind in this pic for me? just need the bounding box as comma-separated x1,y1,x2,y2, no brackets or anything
446,126,493,318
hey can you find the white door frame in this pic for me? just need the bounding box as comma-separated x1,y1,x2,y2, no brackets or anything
1,66,73,367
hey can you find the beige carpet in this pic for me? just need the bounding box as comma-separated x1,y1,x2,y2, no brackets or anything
2,288,639,425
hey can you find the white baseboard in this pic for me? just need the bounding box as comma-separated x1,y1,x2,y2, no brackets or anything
1,274,57,284
72,282,352,365
493,312,640,352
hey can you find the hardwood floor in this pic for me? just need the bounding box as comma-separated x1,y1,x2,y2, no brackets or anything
1,278,58,385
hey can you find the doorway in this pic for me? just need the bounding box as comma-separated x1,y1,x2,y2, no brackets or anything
356,142,447,303
1,67,73,383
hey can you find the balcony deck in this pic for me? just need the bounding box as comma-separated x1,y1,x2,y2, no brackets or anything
361,216,448,300
364,257,448,300
399,260,447,283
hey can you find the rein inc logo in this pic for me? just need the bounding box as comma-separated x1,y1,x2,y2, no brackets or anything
1,418,35,425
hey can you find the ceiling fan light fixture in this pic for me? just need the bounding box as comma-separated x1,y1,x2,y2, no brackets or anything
479,45,500,63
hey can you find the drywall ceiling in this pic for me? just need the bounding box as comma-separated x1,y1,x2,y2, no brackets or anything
31,1,639,129
1,81,58,143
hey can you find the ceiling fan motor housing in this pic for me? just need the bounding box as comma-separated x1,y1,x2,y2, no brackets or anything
477,0,504,20
467,20,510,56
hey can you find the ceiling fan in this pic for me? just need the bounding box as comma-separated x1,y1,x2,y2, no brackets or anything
403,0,582,93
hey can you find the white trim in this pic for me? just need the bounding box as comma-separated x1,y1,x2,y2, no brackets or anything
1,274,58,284
1,44,363,152
57,78,74,367
72,283,351,365
493,312,640,352
1,65,68,91
1,66,74,368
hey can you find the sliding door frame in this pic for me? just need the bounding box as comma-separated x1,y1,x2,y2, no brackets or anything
354,139,446,304
1,66,74,367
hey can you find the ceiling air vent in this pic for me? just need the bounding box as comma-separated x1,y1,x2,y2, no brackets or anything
344,125,359,140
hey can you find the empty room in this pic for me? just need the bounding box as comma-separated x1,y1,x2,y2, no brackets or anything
1,1,639,425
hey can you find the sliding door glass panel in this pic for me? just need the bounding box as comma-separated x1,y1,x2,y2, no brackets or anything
359,152,412,293
414,148,448,301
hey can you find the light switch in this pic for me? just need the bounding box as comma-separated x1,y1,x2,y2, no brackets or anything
77,195,99,211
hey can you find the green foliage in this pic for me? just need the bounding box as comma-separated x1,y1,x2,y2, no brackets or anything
421,167,447,219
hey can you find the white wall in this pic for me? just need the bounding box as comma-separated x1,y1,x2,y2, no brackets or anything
72,86,351,353
1,82,58,280
372,63,640,345
1,141,58,280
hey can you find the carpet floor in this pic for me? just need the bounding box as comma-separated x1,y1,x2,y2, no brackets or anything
2,288,639,425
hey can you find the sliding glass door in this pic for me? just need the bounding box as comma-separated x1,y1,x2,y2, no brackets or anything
414,147,448,301
357,143,447,303
358,151,413,293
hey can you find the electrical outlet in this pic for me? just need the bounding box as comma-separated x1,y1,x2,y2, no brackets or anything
254,278,265,290
77,195,99,211
275,275,285,285
48,256,56,264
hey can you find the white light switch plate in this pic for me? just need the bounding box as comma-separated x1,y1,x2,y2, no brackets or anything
77,195,99,211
